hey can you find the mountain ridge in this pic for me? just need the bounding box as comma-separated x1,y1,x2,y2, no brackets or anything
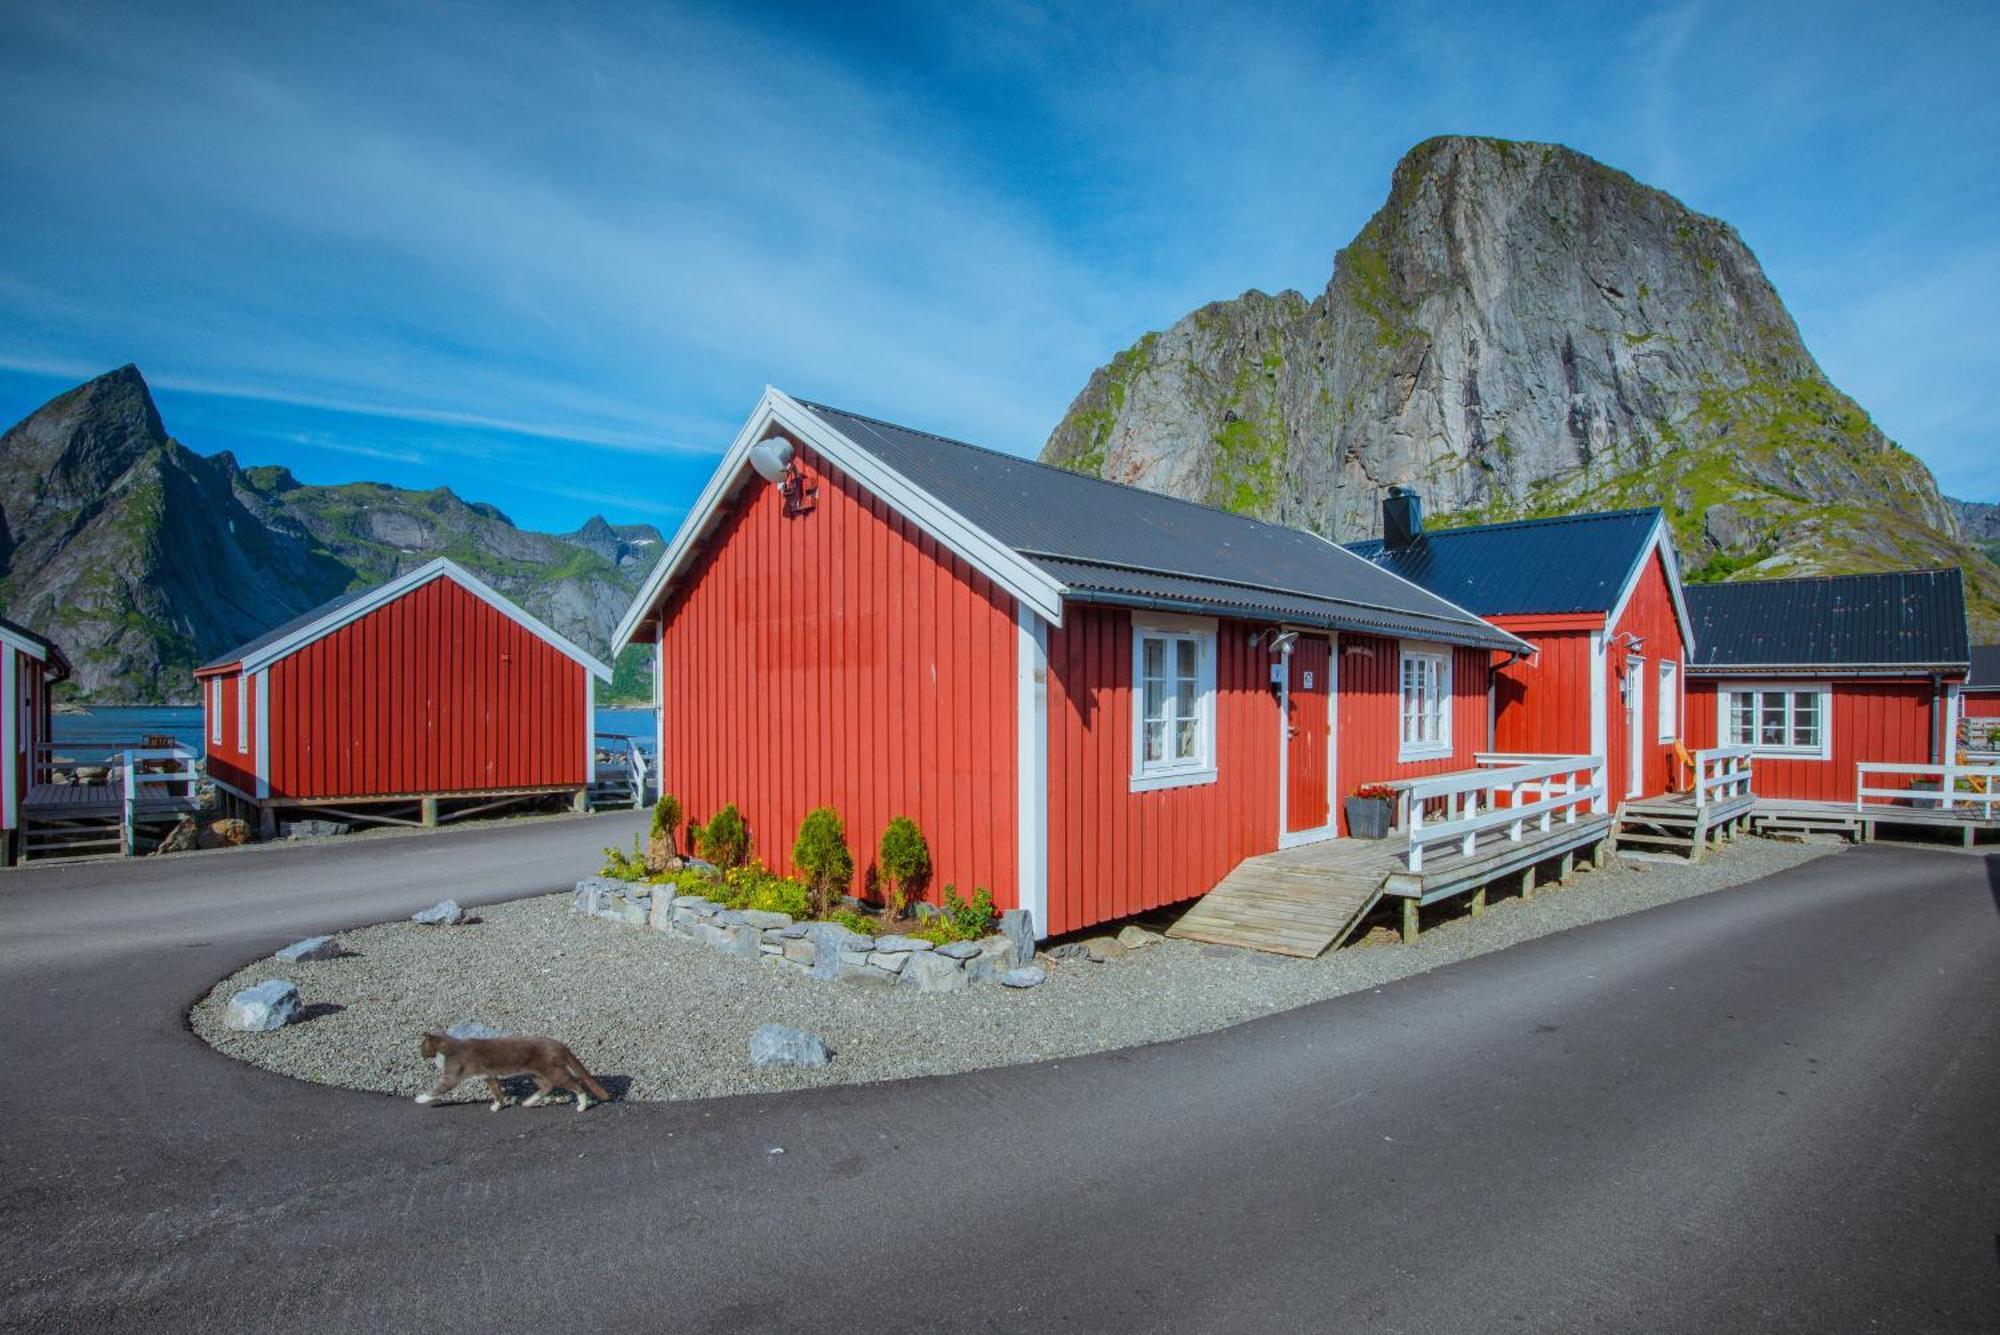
1043,135,1998,636
0,366,662,703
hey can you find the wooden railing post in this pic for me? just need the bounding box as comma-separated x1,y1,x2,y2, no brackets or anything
1407,798,1425,873
121,751,137,857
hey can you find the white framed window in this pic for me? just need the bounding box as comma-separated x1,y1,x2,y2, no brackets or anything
1722,682,1831,759
236,677,248,752
1399,644,1453,760
1130,616,1217,791
1658,660,1679,742
210,680,222,745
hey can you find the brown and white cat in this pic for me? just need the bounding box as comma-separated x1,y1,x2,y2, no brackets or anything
417,1032,611,1112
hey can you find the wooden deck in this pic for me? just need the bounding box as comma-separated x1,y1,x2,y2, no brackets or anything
1613,791,1757,863
1752,798,1998,846
1167,813,1615,958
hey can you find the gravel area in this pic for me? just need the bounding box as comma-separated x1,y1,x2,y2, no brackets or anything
190,835,1839,1103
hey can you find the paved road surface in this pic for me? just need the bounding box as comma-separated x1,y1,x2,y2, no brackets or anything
1,828,1994,1332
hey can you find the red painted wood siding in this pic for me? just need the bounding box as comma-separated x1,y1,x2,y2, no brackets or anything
655,445,1019,907
1607,551,1686,800
1045,606,1277,936
1335,636,1492,833
204,669,258,796
1685,677,1938,803
1966,692,2000,719
266,577,588,800
1492,625,1595,759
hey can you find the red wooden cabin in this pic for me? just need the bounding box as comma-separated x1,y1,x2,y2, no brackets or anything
1682,570,1971,804
1348,499,1695,807
1,617,71,865
1965,647,2000,739
614,389,1527,939
195,558,611,831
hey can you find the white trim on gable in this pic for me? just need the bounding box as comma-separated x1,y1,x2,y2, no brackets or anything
612,388,1067,653
1605,514,1697,660
0,626,49,664
236,558,612,682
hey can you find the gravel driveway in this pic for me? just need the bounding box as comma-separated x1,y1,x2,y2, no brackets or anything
189,835,1837,1102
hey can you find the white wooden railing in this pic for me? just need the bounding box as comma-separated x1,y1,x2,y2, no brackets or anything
119,745,200,855
593,733,650,798
1856,762,2000,819
1693,745,1754,808
1403,755,1605,873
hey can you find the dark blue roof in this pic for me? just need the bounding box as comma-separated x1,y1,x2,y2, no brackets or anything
1345,509,1663,616
1685,570,1968,671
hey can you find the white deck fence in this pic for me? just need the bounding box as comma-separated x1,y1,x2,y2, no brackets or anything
1403,755,1605,873
1692,746,1755,808
1856,762,2000,819
120,745,201,855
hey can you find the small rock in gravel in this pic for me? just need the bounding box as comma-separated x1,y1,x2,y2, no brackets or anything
749,1024,832,1068
935,939,982,960
224,979,301,1032
1000,967,1047,989
1079,936,1128,962
1046,942,1096,962
872,935,933,954
1116,925,1164,950
412,900,466,926
275,935,342,963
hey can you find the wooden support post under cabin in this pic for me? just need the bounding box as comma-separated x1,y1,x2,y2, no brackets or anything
1519,867,1536,901
1558,850,1575,884
1592,838,1610,869
421,797,439,829
1469,886,1486,918
1,830,15,869
258,805,277,840
573,787,590,814
1400,898,1420,945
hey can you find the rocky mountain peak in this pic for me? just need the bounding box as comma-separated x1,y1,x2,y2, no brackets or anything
1042,135,1996,633
2,363,171,504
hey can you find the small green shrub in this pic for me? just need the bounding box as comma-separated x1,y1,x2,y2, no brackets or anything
696,803,750,869
912,884,996,944
876,815,931,920
650,793,684,858
600,836,650,881
717,861,811,918
792,806,855,917
829,906,880,936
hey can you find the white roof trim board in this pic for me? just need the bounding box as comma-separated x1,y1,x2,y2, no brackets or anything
0,624,49,663
613,388,1069,650
1605,514,1698,659
234,558,611,681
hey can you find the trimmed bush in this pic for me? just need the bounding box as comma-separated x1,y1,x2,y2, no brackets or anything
876,815,931,920
696,803,750,869
792,806,855,918
648,793,684,869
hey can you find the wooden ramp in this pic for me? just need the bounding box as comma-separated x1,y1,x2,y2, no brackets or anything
1614,792,1755,863
1166,845,1391,957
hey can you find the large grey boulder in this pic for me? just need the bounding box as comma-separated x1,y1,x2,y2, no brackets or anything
223,980,301,1032
966,936,1017,985
275,935,341,963
871,934,933,954
900,951,969,994
412,899,466,926
935,939,981,960
1000,967,1048,989
749,1024,832,1069
806,923,874,981
573,878,624,914
999,910,1036,968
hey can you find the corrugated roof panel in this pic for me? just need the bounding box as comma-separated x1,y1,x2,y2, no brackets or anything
197,585,376,672
1345,509,1662,616
800,402,1514,650
1969,644,2000,690
1684,569,1968,670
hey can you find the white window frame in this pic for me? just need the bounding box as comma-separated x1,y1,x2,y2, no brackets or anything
236,677,248,752
1398,642,1453,762
1720,681,1832,760
210,680,222,745
1657,660,1679,742
1130,614,1218,792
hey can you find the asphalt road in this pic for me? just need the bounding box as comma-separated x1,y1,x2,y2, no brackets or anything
0,825,1994,1332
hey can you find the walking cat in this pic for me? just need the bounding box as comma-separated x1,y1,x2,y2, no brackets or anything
417,1032,610,1112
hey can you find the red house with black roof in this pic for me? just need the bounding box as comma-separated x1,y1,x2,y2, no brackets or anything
1347,494,1696,807
614,389,1529,939
1965,646,2000,742
1682,569,1970,804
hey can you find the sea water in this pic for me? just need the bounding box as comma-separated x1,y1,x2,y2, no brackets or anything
51,706,657,758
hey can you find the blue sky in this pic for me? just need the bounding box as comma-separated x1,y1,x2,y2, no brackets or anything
1,0,1995,537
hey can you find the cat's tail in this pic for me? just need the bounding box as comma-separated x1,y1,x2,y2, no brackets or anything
565,1050,611,1103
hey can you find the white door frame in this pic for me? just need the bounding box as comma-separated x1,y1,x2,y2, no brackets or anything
1626,656,1646,798
1278,630,1339,848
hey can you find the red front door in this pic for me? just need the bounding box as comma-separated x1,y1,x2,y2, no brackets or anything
1286,636,1331,834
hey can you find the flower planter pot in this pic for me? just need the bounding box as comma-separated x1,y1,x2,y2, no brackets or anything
1344,796,1394,839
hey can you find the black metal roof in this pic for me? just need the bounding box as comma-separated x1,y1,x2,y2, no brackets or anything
800,402,1524,652
1344,509,1664,616
1684,569,1969,672
197,585,375,673
0,614,71,677
1961,644,1999,690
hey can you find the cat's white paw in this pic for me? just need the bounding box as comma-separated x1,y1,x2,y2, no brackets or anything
575,1096,590,1112
415,1094,434,1104
490,1101,504,1112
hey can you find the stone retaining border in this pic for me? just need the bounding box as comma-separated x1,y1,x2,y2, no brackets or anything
572,878,1037,991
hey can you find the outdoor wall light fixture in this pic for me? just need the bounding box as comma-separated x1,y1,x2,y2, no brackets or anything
750,435,817,516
